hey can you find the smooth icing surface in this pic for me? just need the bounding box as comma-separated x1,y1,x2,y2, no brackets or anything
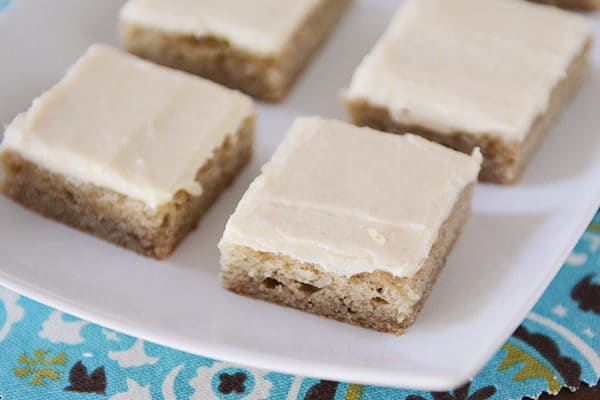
119,0,322,55
1,45,254,208
345,0,592,142
220,117,481,278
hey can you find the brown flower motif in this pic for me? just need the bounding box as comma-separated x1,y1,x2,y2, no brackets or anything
406,382,496,400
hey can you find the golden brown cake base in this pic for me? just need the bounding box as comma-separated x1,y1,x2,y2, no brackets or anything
531,0,600,11
0,117,254,260
345,41,591,184
120,0,350,101
220,184,473,334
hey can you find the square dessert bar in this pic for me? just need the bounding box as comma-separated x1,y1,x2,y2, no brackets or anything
119,0,350,101
219,117,481,333
344,0,592,184
531,0,600,10
0,45,255,259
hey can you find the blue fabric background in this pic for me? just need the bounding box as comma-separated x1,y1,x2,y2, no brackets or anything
0,211,598,399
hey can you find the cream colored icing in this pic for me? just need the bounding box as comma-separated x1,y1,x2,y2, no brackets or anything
345,0,592,142
0,45,254,208
219,117,481,278
119,0,322,56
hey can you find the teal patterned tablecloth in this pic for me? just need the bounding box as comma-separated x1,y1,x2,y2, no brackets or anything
0,211,598,400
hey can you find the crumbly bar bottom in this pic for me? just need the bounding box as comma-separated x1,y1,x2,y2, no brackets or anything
345,41,591,184
120,0,351,101
0,117,254,259
531,0,600,11
220,184,473,334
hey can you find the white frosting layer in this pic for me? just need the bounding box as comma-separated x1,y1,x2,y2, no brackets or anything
346,0,592,142
220,117,481,278
1,45,254,208
119,0,322,56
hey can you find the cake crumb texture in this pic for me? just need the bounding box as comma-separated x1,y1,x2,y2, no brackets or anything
221,184,473,334
345,0,592,183
531,0,600,10
0,117,253,259
120,0,350,100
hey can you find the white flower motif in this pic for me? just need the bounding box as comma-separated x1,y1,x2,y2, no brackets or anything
162,364,184,400
552,304,567,318
0,288,24,342
108,339,158,368
566,252,587,267
102,327,120,342
583,232,600,252
39,311,87,344
189,361,272,400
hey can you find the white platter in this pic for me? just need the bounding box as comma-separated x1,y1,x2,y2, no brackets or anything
0,0,599,391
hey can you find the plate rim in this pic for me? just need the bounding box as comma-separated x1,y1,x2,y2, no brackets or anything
0,193,597,390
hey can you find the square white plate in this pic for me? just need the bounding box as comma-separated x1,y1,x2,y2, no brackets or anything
0,0,599,391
